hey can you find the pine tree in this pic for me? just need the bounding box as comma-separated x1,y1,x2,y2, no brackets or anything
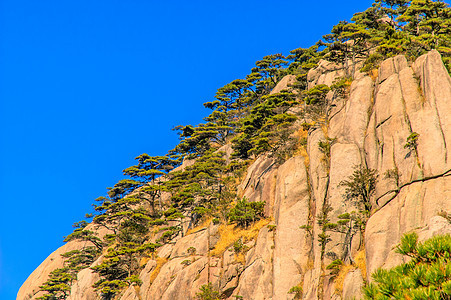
36,268,74,300
123,154,177,212
364,233,451,299
91,207,159,299
302,84,331,123
232,90,297,159
398,0,451,59
195,283,221,300
63,226,103,252
227,198,265,228
172,123,227,157
252,54,289,93
287,45,323,90
376,0,410,25
322,20,372,76
339,165,378,216
163,149,228,233
327,211,365,263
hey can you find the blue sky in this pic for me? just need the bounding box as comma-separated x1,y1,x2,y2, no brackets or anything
0,0,394,298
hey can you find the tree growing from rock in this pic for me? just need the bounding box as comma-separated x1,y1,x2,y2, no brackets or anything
339,165,378,217
302,84,331,122
228,197,265,229
327,211,365,263
196,283,221,300
91,207,159,299
123,154,177,213
232,90,297,159
252,54,289,93
36,267,74,300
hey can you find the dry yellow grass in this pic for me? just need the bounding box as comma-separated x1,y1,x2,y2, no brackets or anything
334,249,367,296
417,84,426,103
320,123,329,136
299,146,310,167
369,68,379,81
185,218,212,236
133,285,140,296
139,256,152,267
291,127,310,166
306,256,314,271
210,219,271,257
148,257,168,285
345,78,353,92
334,264,354,295
294,127,309,140
235,252,246,264
354,249,367,280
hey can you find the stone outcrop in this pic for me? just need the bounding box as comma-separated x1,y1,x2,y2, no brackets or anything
18,241,85,300
18,50,451,300
18,225,110,300
270,74,296,94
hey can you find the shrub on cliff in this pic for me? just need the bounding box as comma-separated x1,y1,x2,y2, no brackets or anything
196,283,221,300
228,197,265,228
339,165,378,215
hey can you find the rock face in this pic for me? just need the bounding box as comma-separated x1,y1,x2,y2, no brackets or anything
18,50,451,300
17,225,110,300
18,241,85,300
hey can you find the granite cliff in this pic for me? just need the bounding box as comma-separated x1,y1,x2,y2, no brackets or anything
18,49,451,300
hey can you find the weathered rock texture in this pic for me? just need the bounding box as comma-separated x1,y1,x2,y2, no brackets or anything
18,50,451,300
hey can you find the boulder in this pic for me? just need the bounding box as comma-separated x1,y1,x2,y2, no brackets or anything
377,55,408,84
270,75,297,94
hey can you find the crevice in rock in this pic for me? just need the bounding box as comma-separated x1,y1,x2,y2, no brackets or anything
241,258,258,274
435,108,448,163
222,285,238,298
375,116,391,129
249,161,277,191
378,77,388,85
363,91,375,156
317,174,331,300
397,73,423,174
375,168,451,209
305,163,316,262
391,145,401,189
328,99,347,124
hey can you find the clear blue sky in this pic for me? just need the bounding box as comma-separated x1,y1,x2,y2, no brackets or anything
0,0,390,298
